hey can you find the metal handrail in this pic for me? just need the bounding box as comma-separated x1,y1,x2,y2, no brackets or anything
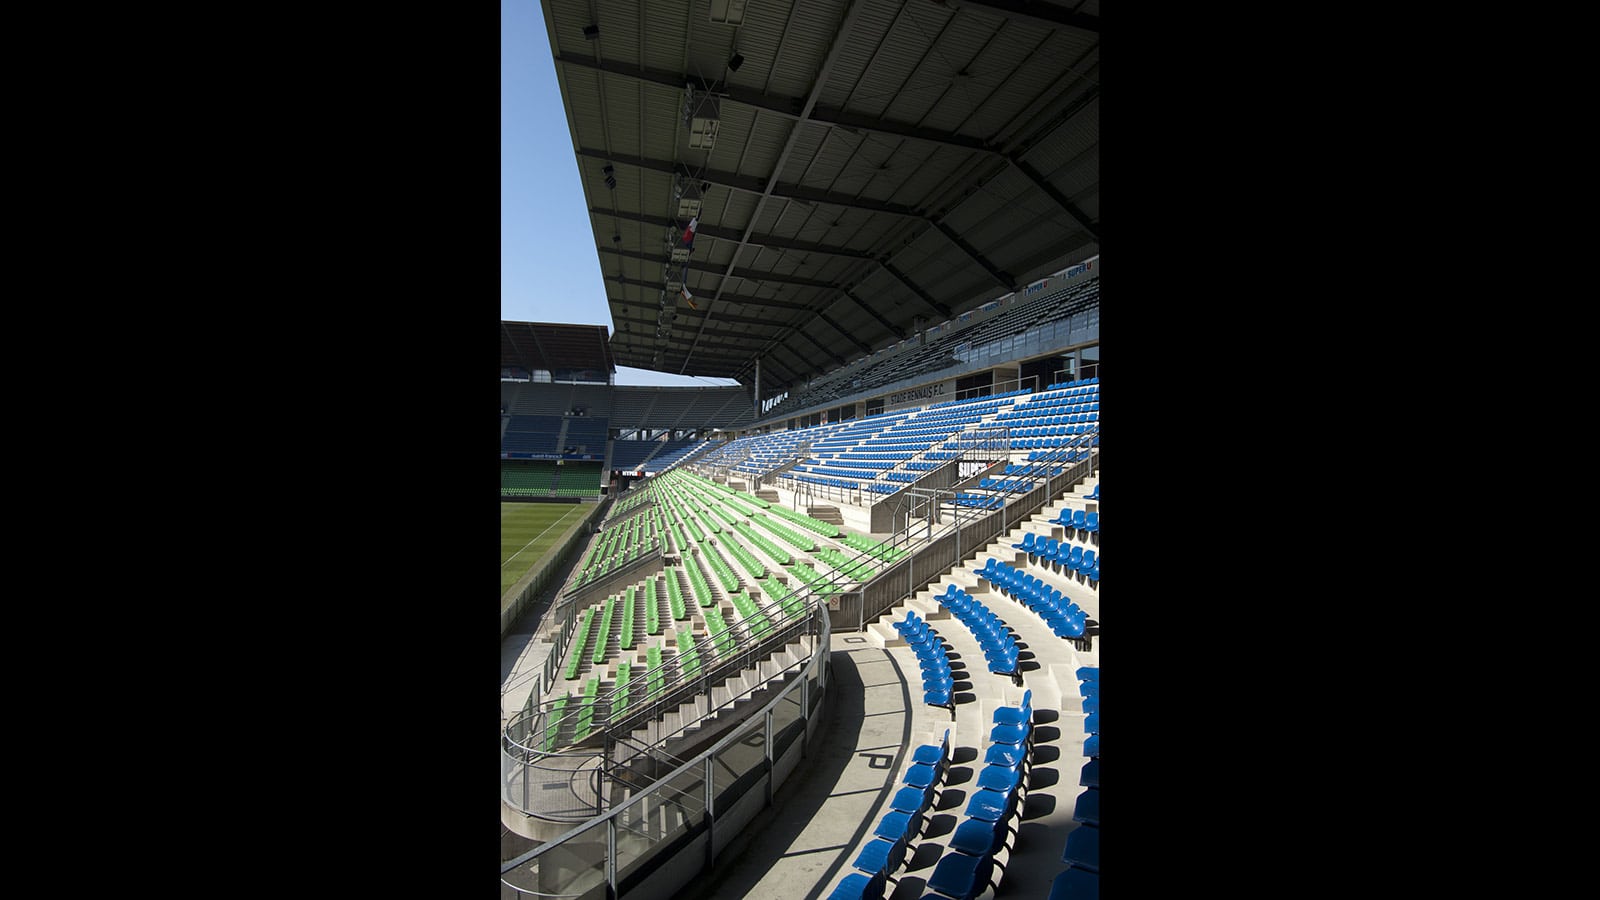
502,606,831,876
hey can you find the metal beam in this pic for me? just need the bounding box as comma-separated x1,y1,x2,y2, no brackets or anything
794,327,849,368
1009,160,1098,241
932,221,1014,290
844,290,907,341
555,53,999,158
593,209,875,261
881,262,953,320
938,0,1100,35
611,300,806,331
614,313,796,342
599,248,842,291
816,311,875,355
581,147,937,220
608,277,820,312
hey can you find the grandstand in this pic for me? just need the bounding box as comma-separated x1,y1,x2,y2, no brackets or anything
503,2,1099,898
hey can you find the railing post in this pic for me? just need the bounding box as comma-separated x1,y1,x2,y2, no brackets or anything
606,816,617,899
704,756,717,868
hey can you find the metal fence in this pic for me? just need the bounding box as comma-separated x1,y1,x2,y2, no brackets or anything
501,611,831,900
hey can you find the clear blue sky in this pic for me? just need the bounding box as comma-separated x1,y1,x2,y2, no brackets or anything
501,1,739,388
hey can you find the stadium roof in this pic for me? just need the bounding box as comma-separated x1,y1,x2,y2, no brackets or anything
500,321,617,374
537,0,1099,385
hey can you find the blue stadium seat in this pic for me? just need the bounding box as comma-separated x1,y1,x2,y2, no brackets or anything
1064,544,1083,570
1063,824,1100,872
1084,712,1098,735
827,871,886,900
1072,787,1100,826
851,832,906,876
975,763,1023,794
984,742,1027,768
1048,866,1099,900
1071,509,1088,531
913,729,951,772
964,787,1015,823
1012,532,1038,552
1083,511,1099,533
926,850,994,900
891,785,933,817
948,816,1006,857
1083,733,1099,758
993,690,1032,727
1079,758,1099,787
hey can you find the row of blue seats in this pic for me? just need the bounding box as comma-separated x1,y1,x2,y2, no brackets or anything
1011,425,1094,438
893,612,956,717
935,585,1022,684
864,482,902,495
1052,669,1100,898
951,492,1004,509
1005,412,1099,427
1025,449,1091,463
828,730,951,900
1052,507,1100,534
1003,464,1062,478
923,693,1036,900
976,558,1096,643
1013,437,1097,450
1015,534,1100,581
976,477,1034,492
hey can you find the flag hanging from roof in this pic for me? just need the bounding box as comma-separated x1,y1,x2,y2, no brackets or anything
680,285,696,310
681,215,699,251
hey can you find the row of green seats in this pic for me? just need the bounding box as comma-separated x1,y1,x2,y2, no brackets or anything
613,663,632,720
683,557,716,608
645,579,661,635
790,563,841,596
542,696,569,751
767,503,840,538
646,647,665,703
592,596,617,665
758,576,806,618
566,608,598,679
733,521,792,566
729,590,773,640
717,532,767,580
703,608,736,657
701,542,742,593
573,677,600,742
750,514,817,553
676,631,701,678
666,569,688,620
817,548,878,581
619,588,637,651
843,532,909,562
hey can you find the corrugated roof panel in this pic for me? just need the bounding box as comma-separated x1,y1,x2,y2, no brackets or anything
739,112,795,180
600,78,644,158
640,81,689,163
719,0,786,96
776,123,829,187
762,0,848,99
819,0,904,110
834,5,940,121
878,5,997,131
546,0,596,56
640,1,691,73
594,1,641,61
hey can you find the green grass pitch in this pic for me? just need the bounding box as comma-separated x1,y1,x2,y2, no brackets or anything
501,502,589,597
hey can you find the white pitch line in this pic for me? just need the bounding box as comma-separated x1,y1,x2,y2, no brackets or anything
502,505,584,568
